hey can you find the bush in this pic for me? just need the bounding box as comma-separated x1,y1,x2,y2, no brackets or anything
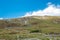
30,30,41,33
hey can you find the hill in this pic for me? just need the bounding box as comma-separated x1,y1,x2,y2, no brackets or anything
0,16,60,40
0,16,60,33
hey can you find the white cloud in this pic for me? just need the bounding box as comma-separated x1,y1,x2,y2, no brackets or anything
0,18,3,20
24,2,60,17
47,2,52,6
24,12,31,16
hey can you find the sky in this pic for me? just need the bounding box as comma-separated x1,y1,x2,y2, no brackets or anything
0,0,60,19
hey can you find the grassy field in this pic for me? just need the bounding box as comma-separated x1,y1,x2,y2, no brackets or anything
0,16,60,40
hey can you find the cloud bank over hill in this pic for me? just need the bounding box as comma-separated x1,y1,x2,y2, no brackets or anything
24,2,60,17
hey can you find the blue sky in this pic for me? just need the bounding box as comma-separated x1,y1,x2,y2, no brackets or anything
0,0,60,18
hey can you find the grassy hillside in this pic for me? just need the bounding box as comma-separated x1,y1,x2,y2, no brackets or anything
0,16,60,34
0,16,60,40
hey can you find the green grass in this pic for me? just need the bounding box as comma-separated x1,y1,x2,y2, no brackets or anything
0,16,60,40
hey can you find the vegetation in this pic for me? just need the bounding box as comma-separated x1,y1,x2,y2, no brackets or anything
0,16,60,40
